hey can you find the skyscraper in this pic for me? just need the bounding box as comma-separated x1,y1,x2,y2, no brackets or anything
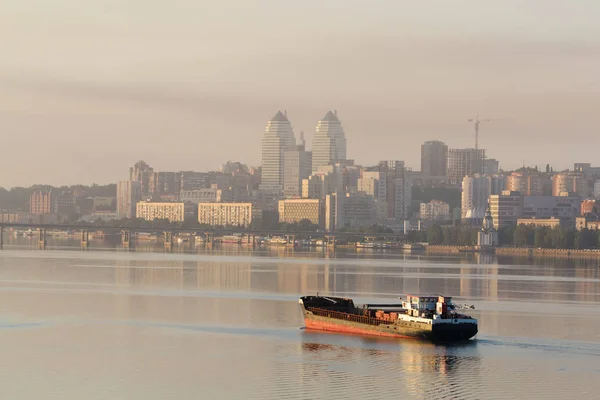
283,132,312,198
260,111,296,191
129,160,154,196
421,140,448,176
312,110,346,173
447,148,486,185
377,160,411,220
461,174,490,219
117,181,142,219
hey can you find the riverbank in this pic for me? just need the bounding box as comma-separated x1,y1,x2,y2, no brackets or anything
426,245,600,259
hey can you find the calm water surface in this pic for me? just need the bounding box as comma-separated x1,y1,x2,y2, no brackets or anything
0,238,599,399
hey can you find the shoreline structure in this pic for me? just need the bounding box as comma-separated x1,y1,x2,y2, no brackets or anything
425,245,600,259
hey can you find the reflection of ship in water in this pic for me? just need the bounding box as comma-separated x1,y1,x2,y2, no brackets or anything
300,336,481,392
302,343,335,352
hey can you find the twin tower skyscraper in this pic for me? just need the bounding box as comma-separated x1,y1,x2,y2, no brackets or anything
260,110,347,192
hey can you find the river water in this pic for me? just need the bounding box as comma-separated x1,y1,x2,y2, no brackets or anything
0,238,599,399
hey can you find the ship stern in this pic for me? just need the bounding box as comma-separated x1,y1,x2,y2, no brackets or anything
429,320,478,342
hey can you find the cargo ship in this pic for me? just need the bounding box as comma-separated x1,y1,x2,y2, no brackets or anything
299,294,477,342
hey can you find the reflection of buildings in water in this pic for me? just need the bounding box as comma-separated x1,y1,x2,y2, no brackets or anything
459,263,498,301
475,253,496,265
355,266,375,296
114,259,185,288
575,267,599,302
197,261,252,291
401,264,421,296
277,262,302,293
459,266,472,298
482,266,499,300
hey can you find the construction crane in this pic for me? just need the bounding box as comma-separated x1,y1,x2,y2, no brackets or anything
467,114,491,151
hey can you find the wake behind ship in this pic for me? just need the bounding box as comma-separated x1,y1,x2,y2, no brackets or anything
299,294,477,342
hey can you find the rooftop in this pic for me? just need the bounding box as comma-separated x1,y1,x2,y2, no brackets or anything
270,110,289,122
321,110,340,122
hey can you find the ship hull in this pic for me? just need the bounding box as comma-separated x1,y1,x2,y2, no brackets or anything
304,314,477,342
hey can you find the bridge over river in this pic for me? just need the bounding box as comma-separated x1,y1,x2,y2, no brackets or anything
0,222,407,250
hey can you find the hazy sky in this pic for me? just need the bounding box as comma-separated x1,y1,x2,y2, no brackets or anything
2,1,599,187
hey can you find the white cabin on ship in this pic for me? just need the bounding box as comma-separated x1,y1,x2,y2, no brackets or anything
400,295,477,326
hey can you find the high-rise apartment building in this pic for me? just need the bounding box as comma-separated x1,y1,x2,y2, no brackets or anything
483,159,500,175
488,174,507,195
130,161,154,196
420,200,451,221
552,172,590,197
357,171,385,199
179,188,232,203
178,171,211,191
302,174,331,199
30,190,56,215
325,192,376,231
506,172,547,196
278,199,321,225
260,111,296,191
489,191,523,229
447,149,485,185
377,161,411,221
150,172,177,195
421,140,448,176
117,181,142,219
283,133,312,198
312,111,346,173
461,175,490,219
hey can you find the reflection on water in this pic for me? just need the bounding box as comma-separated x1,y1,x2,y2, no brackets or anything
0,239,599,399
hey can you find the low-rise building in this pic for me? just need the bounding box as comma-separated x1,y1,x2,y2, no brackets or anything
576,215,600,231
136,201,194,222
197,203,260,227
91,211,118,222
523,195,581,220
278,199,321,226
516,217,570,229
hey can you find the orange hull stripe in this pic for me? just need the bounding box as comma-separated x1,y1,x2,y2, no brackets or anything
304,318,419,340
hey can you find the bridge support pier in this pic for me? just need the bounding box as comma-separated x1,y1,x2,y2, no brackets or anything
164,231,173,251
287,234,296,247
81,230,89,248
121,230,131,248
38,228,46,250
326,235,336,249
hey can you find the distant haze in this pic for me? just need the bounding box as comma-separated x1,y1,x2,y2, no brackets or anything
2,0,599,187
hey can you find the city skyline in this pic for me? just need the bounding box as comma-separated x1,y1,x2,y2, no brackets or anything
2,1,600,187
0,102,596,188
